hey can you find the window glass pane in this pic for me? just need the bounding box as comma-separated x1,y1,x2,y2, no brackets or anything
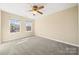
10,19,20,32
26,21,32,31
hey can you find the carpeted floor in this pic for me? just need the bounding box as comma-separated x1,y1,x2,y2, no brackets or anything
0,36,78,55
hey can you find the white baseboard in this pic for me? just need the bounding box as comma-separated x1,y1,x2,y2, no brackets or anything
2,35,34,43
36,35,79,47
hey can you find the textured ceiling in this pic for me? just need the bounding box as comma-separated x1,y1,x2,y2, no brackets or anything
0,3,77,19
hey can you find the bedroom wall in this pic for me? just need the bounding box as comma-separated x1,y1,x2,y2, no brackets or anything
1,11,34,42
0,10,1,43
35,6,78,46
78,4,79,45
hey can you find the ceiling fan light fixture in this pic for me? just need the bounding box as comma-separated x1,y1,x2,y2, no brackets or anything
29,4,45,15
32,11,37,15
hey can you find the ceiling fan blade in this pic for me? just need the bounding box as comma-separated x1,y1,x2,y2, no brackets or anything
37,11,43,14
39,6,44,9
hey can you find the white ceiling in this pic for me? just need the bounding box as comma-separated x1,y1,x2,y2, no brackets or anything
0,3,77,20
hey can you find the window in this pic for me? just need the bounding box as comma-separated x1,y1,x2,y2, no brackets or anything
10,19,20,32
26,21,32,31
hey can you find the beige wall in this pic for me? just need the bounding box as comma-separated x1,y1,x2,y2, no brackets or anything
78,5,79,45
35,6,78,46
1,11,34,42
0,10,1,43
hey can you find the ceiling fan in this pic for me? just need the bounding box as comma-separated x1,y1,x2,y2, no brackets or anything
29,5,44,15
